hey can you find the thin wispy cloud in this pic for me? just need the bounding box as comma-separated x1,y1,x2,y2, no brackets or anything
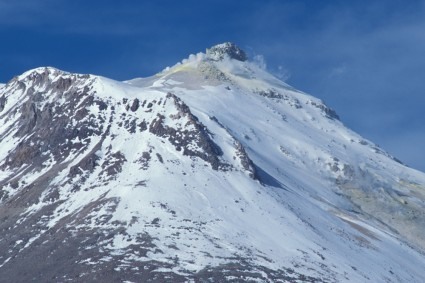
328,65,347,78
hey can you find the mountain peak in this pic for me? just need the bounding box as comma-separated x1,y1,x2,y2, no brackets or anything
206,42,247,62
1,44,425,282
18,66,64,80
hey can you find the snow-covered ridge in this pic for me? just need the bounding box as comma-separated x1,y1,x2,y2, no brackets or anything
17,66,68,79
0,43,424,282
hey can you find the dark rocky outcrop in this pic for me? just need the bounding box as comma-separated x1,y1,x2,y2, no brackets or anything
206,42,247,62
149,93,227,170
235,141,257,179
310,101,340,120
0,94,6,112
0,69,102,171
130,98,139,112
255,88,303,109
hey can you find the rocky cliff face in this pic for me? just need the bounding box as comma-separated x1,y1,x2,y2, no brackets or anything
0,44,425,282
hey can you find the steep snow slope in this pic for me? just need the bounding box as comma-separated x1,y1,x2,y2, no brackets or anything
0,43,424,282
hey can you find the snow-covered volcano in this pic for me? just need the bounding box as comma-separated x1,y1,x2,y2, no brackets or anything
0,42,424,282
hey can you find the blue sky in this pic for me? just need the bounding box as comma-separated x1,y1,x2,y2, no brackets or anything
1,0,424,172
